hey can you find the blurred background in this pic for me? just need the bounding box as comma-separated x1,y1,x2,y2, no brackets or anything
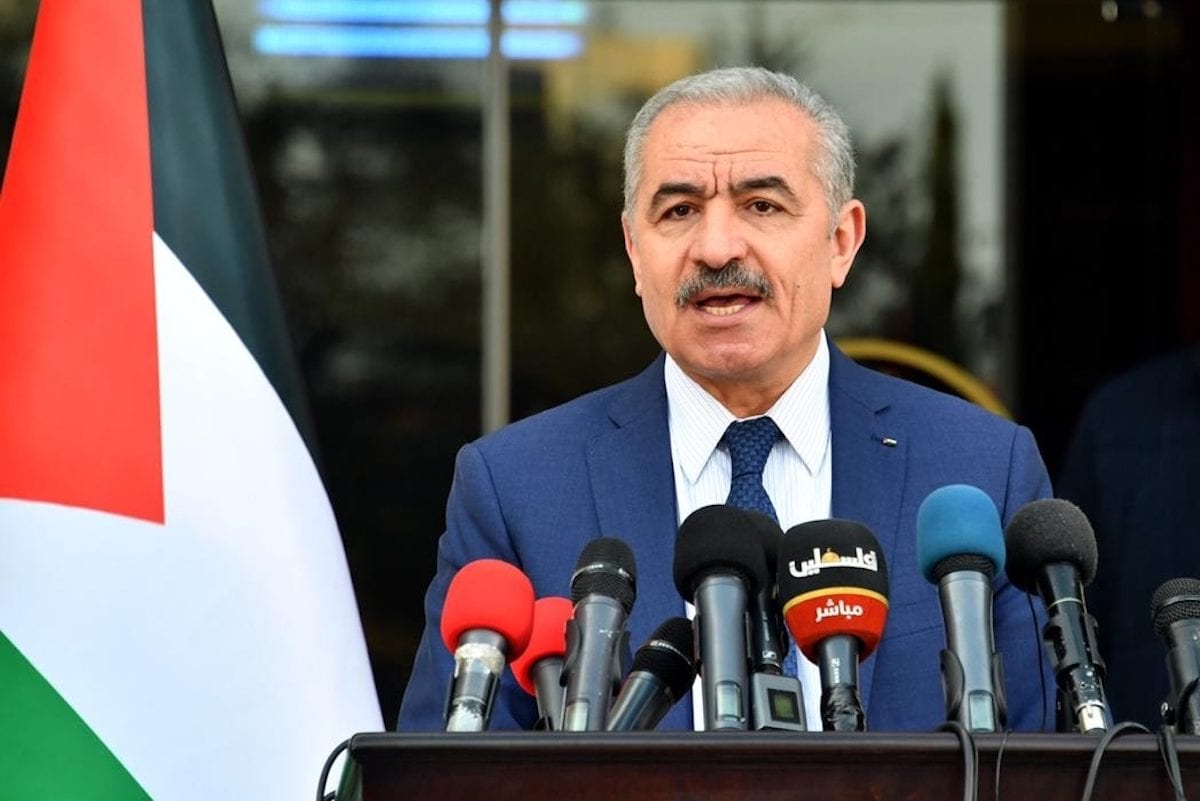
1,0,1196,727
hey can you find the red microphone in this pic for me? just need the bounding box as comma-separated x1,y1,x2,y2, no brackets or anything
778,520,890,731
509,596,573,730
440,559,535,731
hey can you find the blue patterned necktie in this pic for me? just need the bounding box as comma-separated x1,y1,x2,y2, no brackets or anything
722,416,781,523
722,416,799,679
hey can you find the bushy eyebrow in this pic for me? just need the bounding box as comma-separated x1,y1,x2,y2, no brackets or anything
648,181,705,215
732,175,798,200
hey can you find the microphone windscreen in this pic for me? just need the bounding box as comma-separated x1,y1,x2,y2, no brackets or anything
916,484,1005,582
744,510,784,576
673,505,770,600
440,558,535,657
1004,498,1098,593
571,537,637,612
631,617,696,699
1151,577,1200,641
509,596,573,695
778,519,889,660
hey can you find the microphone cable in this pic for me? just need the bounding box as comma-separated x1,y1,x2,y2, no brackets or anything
992,728,1012,801
315,737,351,801
1080,720,1150,801
1156,724,1189,801
937,720,979,801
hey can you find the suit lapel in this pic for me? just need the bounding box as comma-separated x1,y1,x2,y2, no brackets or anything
585,355,685,631
828,343,907,711
584,354,696,729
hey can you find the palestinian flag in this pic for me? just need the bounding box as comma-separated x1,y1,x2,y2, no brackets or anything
0,1,382,798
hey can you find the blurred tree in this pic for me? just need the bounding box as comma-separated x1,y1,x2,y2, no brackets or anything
509,82,659,418
911,72,965,364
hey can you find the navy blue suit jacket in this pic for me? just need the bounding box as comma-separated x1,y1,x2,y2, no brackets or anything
398,343,1056,732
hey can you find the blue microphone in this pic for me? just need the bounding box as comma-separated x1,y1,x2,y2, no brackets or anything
917,484,1008,732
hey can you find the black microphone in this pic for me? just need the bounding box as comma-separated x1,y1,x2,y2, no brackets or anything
560,537,637,731
916,484,1008,732
744,511,787,674
778,519,889,732
744,511,806,731
439,559,536,732
1005,497,1109,733
673,505,768,731
1151,577,1200,734
606,617,696,731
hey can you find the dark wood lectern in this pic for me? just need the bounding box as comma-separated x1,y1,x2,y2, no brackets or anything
339,731,1199,800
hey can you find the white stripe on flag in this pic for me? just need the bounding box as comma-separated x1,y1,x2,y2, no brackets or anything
0,232,381,801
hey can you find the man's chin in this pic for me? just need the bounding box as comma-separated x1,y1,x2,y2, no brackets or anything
676,350,770,385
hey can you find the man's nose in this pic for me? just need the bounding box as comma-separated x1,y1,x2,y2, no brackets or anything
688,204,748,270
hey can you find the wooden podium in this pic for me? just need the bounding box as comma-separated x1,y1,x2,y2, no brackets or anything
339,731,1199,800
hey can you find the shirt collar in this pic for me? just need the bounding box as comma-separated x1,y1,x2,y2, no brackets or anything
665,333,832,484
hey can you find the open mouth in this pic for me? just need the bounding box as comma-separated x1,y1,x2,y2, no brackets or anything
694,292,762,317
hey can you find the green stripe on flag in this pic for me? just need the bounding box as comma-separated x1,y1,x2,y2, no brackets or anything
0,633,152,800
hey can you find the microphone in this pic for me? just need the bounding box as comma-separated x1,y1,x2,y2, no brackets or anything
1005,497,1109,733
778,519,889,732
560,537,637,731
606,617,696,731
744,511,807,731
1151,578,1200,734
673,505,769,731
439,559,535,732
509,596,573,731
916,484,1008,733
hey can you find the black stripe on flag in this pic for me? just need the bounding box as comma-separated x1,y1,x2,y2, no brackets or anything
142,0,317,454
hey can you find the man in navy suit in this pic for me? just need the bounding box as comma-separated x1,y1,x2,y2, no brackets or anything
1057,344,1200,728
397,66,1055,732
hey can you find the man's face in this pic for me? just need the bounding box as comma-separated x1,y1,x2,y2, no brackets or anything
622,99,865,409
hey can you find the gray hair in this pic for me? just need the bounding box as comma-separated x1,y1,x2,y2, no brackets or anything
622,66,855,230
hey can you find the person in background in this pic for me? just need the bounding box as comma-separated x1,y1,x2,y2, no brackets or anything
397,65,1055,732
1058,343,1200,728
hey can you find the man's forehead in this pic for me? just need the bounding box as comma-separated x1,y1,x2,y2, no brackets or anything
639,99,817,186
650,152,790,179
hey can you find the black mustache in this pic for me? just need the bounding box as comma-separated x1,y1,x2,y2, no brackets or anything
674,262,773,308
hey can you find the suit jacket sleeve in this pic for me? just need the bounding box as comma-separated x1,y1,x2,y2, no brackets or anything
395,441,540,731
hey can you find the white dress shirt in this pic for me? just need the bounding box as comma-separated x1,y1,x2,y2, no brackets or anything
665,333,833,732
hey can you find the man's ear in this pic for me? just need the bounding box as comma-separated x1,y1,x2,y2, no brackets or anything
829,199,866,289
622,211,643,296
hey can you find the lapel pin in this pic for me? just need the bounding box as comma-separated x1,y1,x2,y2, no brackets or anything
881,437,898,448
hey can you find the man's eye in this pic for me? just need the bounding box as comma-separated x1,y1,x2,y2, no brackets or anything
663,204,692,219
751,200,777,214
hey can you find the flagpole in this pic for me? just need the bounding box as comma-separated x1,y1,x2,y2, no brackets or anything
482,0,511,433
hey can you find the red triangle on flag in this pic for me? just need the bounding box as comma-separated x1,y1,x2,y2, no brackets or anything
0,0,163,524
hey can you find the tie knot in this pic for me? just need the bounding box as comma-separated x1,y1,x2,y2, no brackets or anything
722,416,781,479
